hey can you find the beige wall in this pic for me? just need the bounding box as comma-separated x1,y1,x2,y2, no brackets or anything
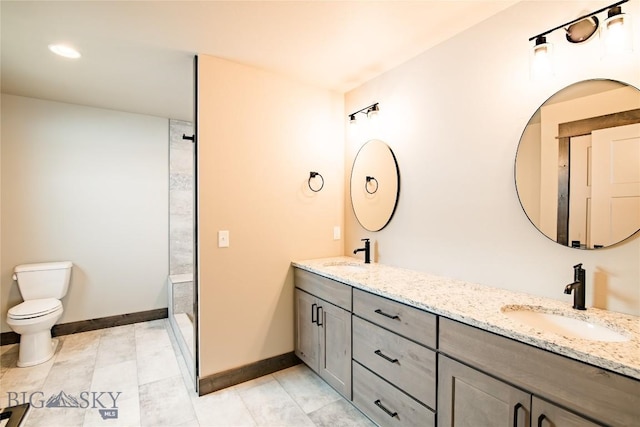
197,55,344,377
345,1,640,316
1,95,169,332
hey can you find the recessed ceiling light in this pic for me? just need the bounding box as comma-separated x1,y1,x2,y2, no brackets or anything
48,44,81,59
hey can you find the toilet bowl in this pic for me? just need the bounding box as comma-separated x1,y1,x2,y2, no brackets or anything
6,261,72,368
7,298,63,367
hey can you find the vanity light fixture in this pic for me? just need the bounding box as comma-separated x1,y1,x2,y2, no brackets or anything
529,0,633,78
348,103,380,124
48,44,81,59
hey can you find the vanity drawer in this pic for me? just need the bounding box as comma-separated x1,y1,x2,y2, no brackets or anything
353,288,436,348
353,316,436,408
294,268,351,311
353,362,435,427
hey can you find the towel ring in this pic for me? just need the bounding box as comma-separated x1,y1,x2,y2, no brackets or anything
365,176,378,194
309,172,324,192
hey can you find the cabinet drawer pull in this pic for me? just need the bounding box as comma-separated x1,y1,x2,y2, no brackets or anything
316,306,323,326
513,402,523,427
537,414,548,427
311,303,317,325
374,309,400,320
374,399,398,418
374,349,399,364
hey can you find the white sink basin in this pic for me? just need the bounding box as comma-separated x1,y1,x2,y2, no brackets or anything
323,261,368,273
501,306,629,342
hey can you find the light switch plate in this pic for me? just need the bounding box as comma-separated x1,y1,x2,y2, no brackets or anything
218,230,229,248
333,226,341,240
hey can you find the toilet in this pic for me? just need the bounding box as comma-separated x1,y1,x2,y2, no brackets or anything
6,261,72,367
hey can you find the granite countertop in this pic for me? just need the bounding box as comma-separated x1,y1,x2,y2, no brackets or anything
292,256,640,380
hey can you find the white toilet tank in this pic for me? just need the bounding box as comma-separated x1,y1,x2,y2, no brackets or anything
13,261,73,300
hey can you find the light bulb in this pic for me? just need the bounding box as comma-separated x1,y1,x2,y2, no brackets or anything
530,36,554,80
367,104,380,122
601,7,633,56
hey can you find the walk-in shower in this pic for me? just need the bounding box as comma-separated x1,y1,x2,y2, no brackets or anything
167,119,196,384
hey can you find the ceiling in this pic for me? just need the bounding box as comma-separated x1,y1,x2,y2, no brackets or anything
1,1,516,121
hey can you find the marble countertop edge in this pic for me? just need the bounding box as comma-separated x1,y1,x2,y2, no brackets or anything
292,256,640,380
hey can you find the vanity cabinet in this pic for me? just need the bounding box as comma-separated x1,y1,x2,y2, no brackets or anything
293,265,639,427
438,355,531,427
438,318,639,427
352,289,437,426
294,269,352,398
439,356,604,427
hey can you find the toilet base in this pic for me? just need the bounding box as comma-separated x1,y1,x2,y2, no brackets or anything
17,332,59,368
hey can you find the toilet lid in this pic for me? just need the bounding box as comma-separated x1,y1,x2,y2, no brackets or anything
8,298,62,319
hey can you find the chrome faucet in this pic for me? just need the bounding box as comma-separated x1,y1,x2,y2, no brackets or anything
564,263,586,310
353,238,371,264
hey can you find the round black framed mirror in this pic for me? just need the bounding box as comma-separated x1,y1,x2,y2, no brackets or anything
350,139,400,232
515,79,640,249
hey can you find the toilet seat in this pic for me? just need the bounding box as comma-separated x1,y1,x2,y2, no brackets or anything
8,298,62,320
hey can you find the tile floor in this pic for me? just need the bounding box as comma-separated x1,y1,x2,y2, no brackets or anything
0,319,375,427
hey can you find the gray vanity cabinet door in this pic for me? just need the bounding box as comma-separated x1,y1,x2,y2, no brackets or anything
318,301,352,399
294,289,319,371
294,288,351,399
438,355,531,427
532,397,603,427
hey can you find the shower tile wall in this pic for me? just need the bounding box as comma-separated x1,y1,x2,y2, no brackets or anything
169,119,194,277
172,277,194,320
